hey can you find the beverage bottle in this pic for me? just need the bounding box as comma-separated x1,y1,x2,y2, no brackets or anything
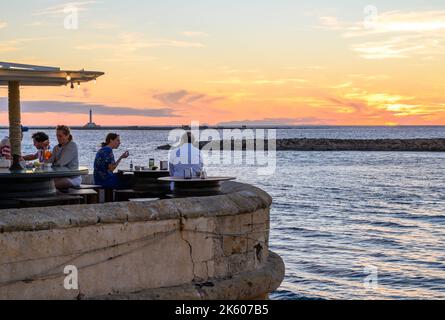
184,168,192,179
130,160,134,171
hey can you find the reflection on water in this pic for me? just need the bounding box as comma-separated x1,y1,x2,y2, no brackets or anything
1,127,444,299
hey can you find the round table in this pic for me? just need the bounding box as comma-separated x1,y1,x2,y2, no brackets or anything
0,166,89,208
119,169,171,194
158,177,236,197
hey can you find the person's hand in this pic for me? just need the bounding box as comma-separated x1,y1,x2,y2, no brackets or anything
121,151,130,159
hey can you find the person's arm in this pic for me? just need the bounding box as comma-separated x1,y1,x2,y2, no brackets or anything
23,153,38,161
108,151,129,172
168,148,182,177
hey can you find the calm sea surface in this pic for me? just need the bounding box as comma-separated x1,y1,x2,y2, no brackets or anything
1,126,445,300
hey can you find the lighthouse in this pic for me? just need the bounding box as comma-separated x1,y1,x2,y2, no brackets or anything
84,108,100,128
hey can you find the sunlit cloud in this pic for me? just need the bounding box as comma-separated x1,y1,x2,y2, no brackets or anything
24,21,46,27
206,78,308,86
365,93,414,104
251,79,308,85
384,104,424,116
0,37,51,53
347,74,391,81
320,10,445,36
330,82,353,89
0,21,7,29
352,36,427,59
218,117,331,126
320,10,445,60
0,44,16,53
90,21,119,29
152,90,224,108
316,88,442,123
75,32,205,51
346,10,445,37
181,31,209,38
33,1,99,16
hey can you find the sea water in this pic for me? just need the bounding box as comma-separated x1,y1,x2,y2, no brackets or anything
1,126,444,299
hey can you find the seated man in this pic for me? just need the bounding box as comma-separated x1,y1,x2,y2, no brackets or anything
168,132,204,190
23,132,50,162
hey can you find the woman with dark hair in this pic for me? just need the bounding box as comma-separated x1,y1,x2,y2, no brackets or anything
94,133,130,189
50,125,81,189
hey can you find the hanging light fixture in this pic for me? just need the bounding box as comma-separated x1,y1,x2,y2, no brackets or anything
77,81,81,89
70,81,74,89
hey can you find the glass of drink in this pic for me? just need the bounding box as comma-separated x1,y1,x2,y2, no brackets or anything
44,150,52,161
160,161,168,171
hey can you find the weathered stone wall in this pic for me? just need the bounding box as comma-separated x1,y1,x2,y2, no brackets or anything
0,182,284,300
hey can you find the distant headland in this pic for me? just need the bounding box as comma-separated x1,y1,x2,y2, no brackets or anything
1,125,444,131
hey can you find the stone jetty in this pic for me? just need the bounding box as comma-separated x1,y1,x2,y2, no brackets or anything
158,139,445,152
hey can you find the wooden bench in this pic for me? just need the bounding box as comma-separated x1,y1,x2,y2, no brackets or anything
16,195,83,208
74,184,103,190
114,189,160,202
65,189,99,204
74,185,113,203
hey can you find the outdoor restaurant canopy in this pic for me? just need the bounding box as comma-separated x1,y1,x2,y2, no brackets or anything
0,62,104,170
0,62,104,87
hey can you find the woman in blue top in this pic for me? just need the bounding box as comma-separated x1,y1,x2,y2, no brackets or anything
94,133,130,189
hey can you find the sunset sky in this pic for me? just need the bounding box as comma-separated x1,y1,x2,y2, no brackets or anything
0,0,444,126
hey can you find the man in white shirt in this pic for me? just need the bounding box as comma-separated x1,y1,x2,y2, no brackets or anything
168,132,204,189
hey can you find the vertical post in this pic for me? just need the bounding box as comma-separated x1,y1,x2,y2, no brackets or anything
89,109,92,124
8,81,23,171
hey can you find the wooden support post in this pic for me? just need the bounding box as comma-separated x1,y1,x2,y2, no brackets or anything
8,81,23,171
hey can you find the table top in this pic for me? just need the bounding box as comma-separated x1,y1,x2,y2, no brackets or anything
119,169,170,174
158,177,236,183
0,166,89,179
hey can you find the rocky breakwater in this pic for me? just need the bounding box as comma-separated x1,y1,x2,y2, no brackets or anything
158,138,445,152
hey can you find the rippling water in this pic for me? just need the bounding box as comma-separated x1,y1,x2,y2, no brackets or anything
1,126,445,299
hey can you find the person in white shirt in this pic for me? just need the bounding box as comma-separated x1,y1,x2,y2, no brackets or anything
168,132,204,189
